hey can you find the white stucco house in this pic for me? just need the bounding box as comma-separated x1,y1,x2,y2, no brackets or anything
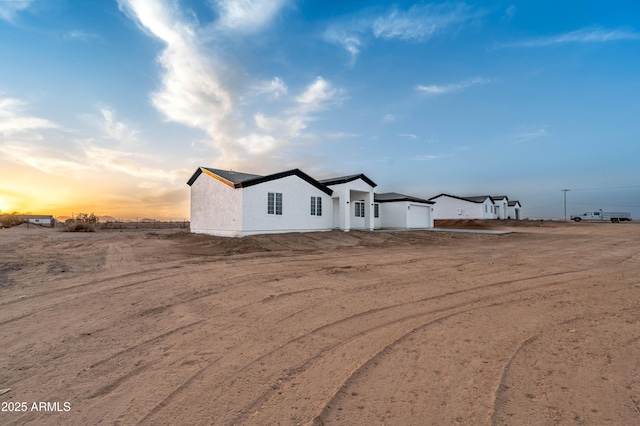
187,167,435,237
17,215,55,227
429,194,522,220
508,200,523,220
429,194,496,220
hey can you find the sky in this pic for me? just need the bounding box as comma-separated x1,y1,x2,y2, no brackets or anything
1,0,639,221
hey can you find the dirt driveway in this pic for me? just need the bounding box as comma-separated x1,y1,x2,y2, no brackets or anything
1,221,639,425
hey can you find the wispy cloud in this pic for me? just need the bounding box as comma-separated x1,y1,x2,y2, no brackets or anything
502,5,516,22
0,0,33,22
0,97,58,136
213,0,289,34
82,146,179,180
250,77,341,154
398,133,418,139
416,77,493,96
97,107,140,145
497,27,640,48
413,153,455,161
254,77,288,98
382,113,395,123
507,125,549,144
0,143,89,175
63,30,102,42
327,132,358,140
116,0,337,167
295,77,339,112
324,3,480,65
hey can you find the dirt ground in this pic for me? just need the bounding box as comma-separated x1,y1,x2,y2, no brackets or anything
1,221,639,425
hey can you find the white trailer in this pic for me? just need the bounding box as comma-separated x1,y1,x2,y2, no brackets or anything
571,210,631,223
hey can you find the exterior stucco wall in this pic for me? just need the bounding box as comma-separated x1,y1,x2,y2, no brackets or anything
28,218,52,225
190,175,243,237
494,199,508,219
482,199,497,219
432,196,484,219
508,204,522,220
242,175,333,235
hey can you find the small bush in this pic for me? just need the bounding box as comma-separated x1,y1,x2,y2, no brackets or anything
62,223,95,232
0,213,25,228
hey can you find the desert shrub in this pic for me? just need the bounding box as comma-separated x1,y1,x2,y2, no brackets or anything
62,222,95,232
62,212,99,231
0,213,24,228
72,213,98,224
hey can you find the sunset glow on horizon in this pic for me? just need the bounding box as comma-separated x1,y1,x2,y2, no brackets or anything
2,1,639,220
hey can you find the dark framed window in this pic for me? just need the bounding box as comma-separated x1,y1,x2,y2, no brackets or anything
355,201,365,218
268,192,283,215
311,196,322,216
374,203,379,218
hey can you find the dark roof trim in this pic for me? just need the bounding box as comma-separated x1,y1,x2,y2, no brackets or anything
375,192,434,204
508,200,521,207
428,193,494,204
187,167,333,196
240,169,333,195
319,173,377,188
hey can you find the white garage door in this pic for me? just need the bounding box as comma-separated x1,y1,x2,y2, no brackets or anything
408,204,430,228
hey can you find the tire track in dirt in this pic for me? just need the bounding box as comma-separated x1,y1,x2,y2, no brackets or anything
0,260,298,327
241,274,614,425
137,267,594,424
489,306,640,425
87,321,204,370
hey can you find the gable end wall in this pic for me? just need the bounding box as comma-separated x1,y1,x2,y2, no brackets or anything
190,174,243,237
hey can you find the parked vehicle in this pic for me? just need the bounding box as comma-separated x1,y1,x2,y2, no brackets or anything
571,210,631,223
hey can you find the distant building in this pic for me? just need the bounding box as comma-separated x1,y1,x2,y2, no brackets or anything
17,215,55,227
428,194,522,220
508,200,523,220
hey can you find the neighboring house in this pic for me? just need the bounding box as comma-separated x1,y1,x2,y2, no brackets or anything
373,192,434,229
187,167,434,237
508,200,522,220
429,194,496,220
492,196,509,219
429,194,523,220
17,215,55,227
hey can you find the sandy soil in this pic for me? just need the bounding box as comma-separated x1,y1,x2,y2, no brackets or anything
1,221,639,425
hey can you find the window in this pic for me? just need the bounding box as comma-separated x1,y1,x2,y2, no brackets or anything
268,192,283,215
311,196,322,216
485,205,488,213
374,203,379,218
355,201,365,218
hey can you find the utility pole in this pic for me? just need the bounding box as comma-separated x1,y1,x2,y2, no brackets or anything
562,189,570,221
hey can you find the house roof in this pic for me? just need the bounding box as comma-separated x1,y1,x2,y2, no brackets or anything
508,200,521,207
17,215,54,219
187,167,334,196
428,193,495,204
374,192,434,204
202,167,262,184
319,173,377,188
491,195,509,201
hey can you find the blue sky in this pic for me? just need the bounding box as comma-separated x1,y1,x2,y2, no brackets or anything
1,0,639,220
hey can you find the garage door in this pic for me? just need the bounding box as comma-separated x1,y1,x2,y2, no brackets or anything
408,204,430,228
